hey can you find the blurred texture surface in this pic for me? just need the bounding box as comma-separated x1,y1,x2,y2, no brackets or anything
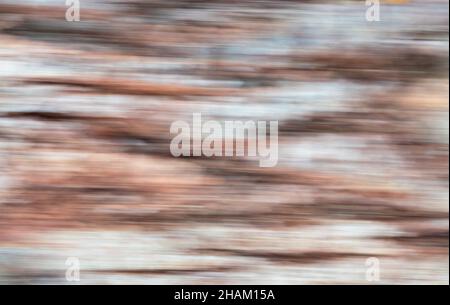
0,0,448,284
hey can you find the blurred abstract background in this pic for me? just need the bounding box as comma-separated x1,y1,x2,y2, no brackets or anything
0,0,448,284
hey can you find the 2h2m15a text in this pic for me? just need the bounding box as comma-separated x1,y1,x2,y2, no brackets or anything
174,289,275,302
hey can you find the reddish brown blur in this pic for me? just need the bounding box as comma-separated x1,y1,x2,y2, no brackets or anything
0,0,448,284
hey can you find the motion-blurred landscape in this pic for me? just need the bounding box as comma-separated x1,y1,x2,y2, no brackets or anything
0,0,448,284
